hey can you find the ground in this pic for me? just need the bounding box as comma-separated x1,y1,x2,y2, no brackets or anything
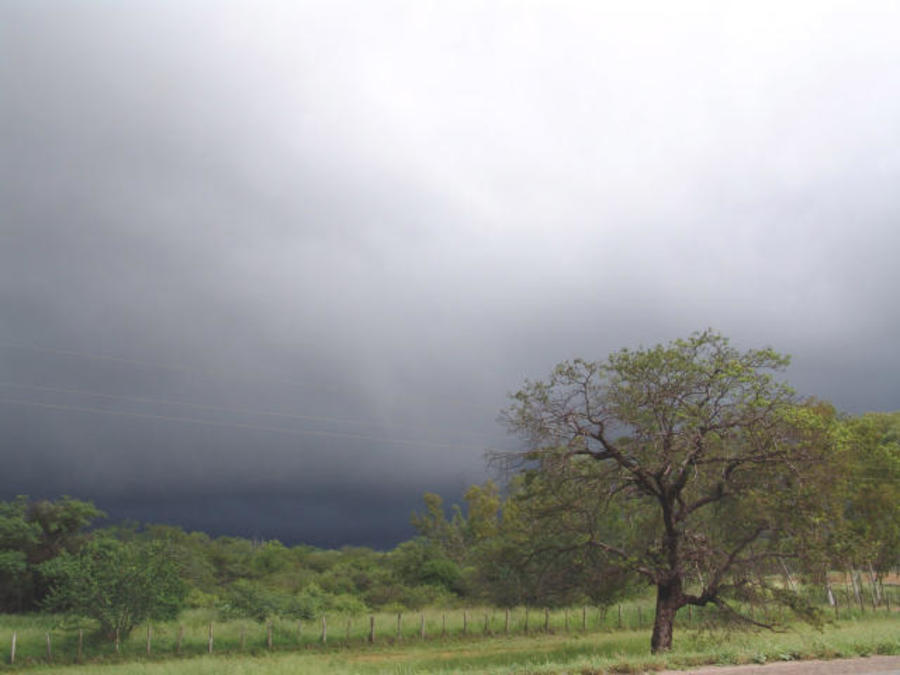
661,655,900,675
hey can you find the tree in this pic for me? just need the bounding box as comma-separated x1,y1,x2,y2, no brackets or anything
830,412,900,606
0,495,103,612
41,537,187,637
497,330,834,652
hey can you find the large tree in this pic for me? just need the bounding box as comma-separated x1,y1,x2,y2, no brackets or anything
498,330,834,652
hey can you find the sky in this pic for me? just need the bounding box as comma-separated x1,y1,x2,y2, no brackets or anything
2,1,899,548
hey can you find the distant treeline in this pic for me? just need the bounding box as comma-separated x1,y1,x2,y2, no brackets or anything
0,409,897,639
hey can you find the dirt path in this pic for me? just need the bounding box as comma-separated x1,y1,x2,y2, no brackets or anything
660,655,900,674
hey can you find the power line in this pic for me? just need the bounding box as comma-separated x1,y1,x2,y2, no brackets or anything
0,340,323,392
0,380,498,444
0,397,496,452
0,381,367,427
0,340,497,413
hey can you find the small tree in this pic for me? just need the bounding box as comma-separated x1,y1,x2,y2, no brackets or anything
497,330,835,652
41,537,187,637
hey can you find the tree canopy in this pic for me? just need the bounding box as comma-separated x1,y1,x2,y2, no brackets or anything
497,330,837,652
40,537,187,637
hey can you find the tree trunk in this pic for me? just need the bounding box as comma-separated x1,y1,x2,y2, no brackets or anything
867,564,881,606
650,578,683,653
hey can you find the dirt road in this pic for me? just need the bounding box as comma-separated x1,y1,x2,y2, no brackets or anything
660,655,900,674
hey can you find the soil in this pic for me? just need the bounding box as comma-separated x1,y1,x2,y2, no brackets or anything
659,655,900,674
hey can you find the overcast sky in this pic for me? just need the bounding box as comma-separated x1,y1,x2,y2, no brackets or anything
2,1,899,547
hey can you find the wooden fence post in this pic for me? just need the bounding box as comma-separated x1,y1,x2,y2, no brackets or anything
462,610,468,636
396,613,402,641
505,608,510,635
442,613,447,638
617,604,622,628
45,632,51,662
77,628,83,662
420,614,426,639
321,616,327,645
10,631,16,665
115,628,120,654
369,616,375,644
524,607,529,634
176,625,183,654
146,623,152,655
582,606,587,631
266,622,273,650
207,622,214,654
483,612,489,634
638,606,643,628
544,608,550,632
564,609,569,632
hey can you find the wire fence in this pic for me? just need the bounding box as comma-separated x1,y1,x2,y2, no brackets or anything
4,593,896,667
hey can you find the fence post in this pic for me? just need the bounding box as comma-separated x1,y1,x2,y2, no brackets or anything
297,620,303,643
564,609,569,632
45,632,51,662
369,616,375,644
396,613,402,641
115,628,120,654
524,607,529,634
346,618,352,642
617,604,622,629
483,612,489,635
77,628,83,662
505,608,510,635
146,623,152,656
420,614,426,639
10,631,16,665
176,625,184,654
582,606,587,631
442,613,446,638
207,622,214,654
240,625,246,650
462,610,468,636
638,606,643,628
321,616,327,645
266,622,273,650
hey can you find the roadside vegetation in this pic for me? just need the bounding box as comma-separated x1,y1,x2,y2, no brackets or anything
0,606,896,673
1,332,897,671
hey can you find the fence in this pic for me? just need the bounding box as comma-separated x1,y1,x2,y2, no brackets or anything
4,592,897,666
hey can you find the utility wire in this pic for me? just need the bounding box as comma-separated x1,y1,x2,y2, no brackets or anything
0,341,324,392
0,397,498,451
0,381,369,427
0,341,495,412
0,380,498,444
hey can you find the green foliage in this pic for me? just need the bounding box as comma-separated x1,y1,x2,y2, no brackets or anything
496,330,845,651
0,495,103,612
40,536,187,637
840,412,900,572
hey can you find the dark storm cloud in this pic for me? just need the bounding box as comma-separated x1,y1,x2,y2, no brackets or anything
2,1,899,545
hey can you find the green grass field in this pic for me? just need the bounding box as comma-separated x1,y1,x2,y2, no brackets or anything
1,601,897,674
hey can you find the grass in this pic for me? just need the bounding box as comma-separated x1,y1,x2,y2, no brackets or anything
0,602,896,674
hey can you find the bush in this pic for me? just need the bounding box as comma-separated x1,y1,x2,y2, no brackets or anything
40,537,187,637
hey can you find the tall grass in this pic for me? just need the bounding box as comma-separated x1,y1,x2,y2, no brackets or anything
0,595,896,672
3,616,896,674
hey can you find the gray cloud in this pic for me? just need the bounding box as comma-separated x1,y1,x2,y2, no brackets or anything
2,1,899,545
